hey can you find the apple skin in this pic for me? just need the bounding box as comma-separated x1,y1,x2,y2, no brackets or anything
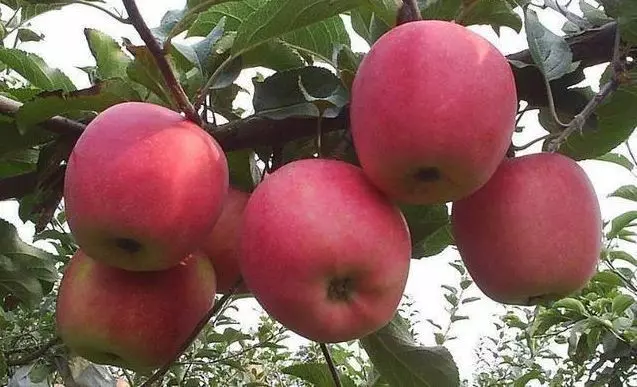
64,102,229,271
240,158,411,343
201,187,250,294
451,153,602,305
350,20,517,205
56,250,216,373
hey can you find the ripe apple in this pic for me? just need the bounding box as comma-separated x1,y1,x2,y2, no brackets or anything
201,187,250,294
56,250,216,372
240,158,411,343
451,153,602,305
64,102,229,271
350,20,517,205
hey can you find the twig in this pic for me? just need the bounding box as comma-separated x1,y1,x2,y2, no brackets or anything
548,26,623,151
320,343,343,387
75,0,131,24
6,337,61,366
140,281,241,387
122,0,202,126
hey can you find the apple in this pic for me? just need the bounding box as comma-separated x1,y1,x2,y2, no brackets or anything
350,20,517,205
64,102,229,271
240,158,411,343
201,187,250,294
451,153,602,305
56,249,216,372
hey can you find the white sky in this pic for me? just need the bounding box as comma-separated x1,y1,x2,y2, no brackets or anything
0,0,635,384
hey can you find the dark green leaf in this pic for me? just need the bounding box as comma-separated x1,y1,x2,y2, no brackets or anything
592,271,624,287
360,314,459,387
513,370,543,387
459,0,522,33
607,210,637,240
0,218,58,308
612,294,634,315
232,0,364,55
282,362,356,387
84,28,131,80
400,204,449,258
524,8,573,81
16,28,43,42
126,44,175,107
609,185,637,202
16,79,141,130
253,66,348,119
462,297,480,304
0,48,75,92
421,0,462,21
0,149,38,178
281,15,350,64
0,117,54,158
242,41,305,72
188,0,260,36
350,6,391,44
579,0,613,27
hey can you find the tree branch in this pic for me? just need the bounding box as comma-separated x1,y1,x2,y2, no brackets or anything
0,95,85,135
122,0,202,126
320,343,342,387
6,337,61,366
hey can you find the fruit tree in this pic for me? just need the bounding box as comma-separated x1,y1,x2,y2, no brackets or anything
0,0,636,386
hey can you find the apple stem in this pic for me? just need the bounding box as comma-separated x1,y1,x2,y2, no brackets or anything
320,343,343,387
397,0,422,25
139,280,243,387
122,0,203,127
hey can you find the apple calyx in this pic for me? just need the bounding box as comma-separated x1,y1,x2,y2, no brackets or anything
414,167,441,182
113,237,142,254
327,277,355,302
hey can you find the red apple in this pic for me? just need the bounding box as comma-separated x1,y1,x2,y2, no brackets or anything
201,187,250,294
64,102,228,271
350,20,517,205
240,158,411,343
56,250,216,372
451,153,602,305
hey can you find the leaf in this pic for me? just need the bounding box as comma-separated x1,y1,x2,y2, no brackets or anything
188,0,261,36
553,297,588,316
282,362,356,387
524,7,573,81
359,314,459,387
84,28,131,80
16,79,141,130
125,44,174,107
16,28,43,42
462,296,480,304
0,218,58,308
0,48,75,92
450,315,469,322
252,66,348,119
607,211,637,240
400,204,450,258
242,41,305,72
579,0,613,27
608,250,637,265
281,15,351,64
350,6,391,44
421,0,462,21
152,8,188,42
616,1,637,44
612,294,634,315
231,0,364,55
592,271,624,287
595,152,634,171
365,0,399,26
513,370,543,387
459,0,522,33
420,225,454,258
609,185,637,202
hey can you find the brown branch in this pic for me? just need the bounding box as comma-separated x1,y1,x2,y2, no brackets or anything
122,0,202,126
6,337,61,366
140,281,241,387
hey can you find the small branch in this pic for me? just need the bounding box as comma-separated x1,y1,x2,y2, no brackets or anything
6,337,61,366
320,343,342,387
122,0,202,126
140,281,241,387
75,0,131,24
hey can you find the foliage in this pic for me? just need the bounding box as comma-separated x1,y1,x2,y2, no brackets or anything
0,0,633,386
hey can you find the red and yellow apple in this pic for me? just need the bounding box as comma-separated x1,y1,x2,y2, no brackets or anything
240,158,411,343
64,102,229,271
350,20,517,205
201,187,250,294
451,153,602,305
56,250,216,372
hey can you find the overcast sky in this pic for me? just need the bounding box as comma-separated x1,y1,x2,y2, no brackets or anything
0,1,634,384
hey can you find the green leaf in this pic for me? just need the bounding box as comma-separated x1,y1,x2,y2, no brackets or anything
400,204,450,259
524,7,573,81
252,66,348,119
188,0,260,36
420,224,454,258
0,48,75,92
612,294,634,315
595,152,634,171
592,271,624,287
16,28,43,42
553,298,588,316
365,0,399,26
350,6,391,44
152,8,187,42
459,0,522,33
608,250,637,265
0,149,38,178
242,41,305,72
282,362,356,387
579,0,613,27
231,0,364,55
126,45,175,107
281,15,350,64
0,117,55,158
360,314,459,387
616,1,637,44
84,28,131,80
421,0,462,21
0,218,58,308
607,211,637,240
513,370,543,387
15,79,141,130
0,352,6,378
462,296,480,304
610,185,637,202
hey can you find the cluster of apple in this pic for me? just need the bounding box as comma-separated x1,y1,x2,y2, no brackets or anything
54,19,602,373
